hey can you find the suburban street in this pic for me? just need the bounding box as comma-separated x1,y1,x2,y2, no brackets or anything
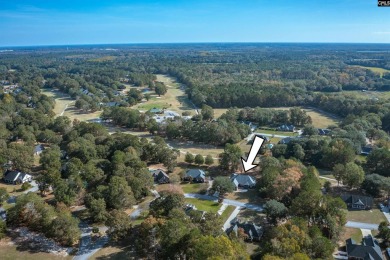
345,221,379,230
184,193,264,212
73,222,108,260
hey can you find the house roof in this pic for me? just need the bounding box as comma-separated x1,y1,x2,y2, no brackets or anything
341,194,374,208
152,169,169,181
3,171,31,182
230,174,256,187
226,221,263,240
346,235,383,260
34,144,44,153
185,169,205,179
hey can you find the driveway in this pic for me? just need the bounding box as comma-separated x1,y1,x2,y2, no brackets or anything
73,222,109,260
345,221,379,230
222,206,240,231
382,206,390,224
24,180,39,193
184,193,263,212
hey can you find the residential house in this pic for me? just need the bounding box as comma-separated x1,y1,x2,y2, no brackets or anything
34,144,44,155
3,170,32,184
278,137,295,144
277,124,295,132
151,169,170,184
346,235,384,260
184,204,206,219
361,145,373,156
105,101,119,107
230,173,256,190
341,194,374,210
253,134,270,142
226,221,263,242
183,169,206,183
318,128,331,135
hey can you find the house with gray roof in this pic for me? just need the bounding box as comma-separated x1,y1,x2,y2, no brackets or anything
226,221,263,242
341,194,374,210
151,169,170,184
346,235,383,260
183,169,206,183
34,144,44,155
230,173,256,190
149,107,163,114
3,170,32,185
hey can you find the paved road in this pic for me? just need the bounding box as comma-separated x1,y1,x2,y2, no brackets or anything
73,223,108,260
246,132,297,142
382,206,390,224
345,221,379,230
222,206,240,231
184,193,264,212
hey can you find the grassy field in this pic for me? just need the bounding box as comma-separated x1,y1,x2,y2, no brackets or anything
62,105,102,122
185,198,220,213
167,140,223,158
41,89,75,116
220,205,236,222
350,65,390,78
272,107,339,128
342,90,390,101
133,74,195,115
345,209,387,224
213,108,229,119
90,244,134,260
181,183,208,194
0,243,71,260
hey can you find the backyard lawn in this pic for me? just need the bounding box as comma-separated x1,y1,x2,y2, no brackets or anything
0,243,71,260
185,198,220,213
181,183,208,194
345,209,387,224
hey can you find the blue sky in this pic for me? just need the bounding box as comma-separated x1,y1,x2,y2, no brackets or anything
0,0,389,46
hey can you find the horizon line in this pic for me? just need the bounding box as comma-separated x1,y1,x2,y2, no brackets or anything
1,41,390,48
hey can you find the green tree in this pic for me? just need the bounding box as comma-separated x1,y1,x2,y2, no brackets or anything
88,198,108,223
205,154,214,166
149,192,185,217
185,152,194,164
211,176,235,195
49,213,80,246
201,104,214,121
155,82,167,96
342,162,365,189
220,143,242,172
264,200,288,225
106,210,132,242
0,188,9,205
39,145,61,171
292,144,305,161
107,176,136,209
0,220,6,239
194,154,204,165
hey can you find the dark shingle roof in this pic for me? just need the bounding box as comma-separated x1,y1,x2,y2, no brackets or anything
230,174,256,187
185,169,205,180
341,194,374,208
346,235,383,260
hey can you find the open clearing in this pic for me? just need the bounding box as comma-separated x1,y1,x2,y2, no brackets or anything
90,244,134,260
167,140,223,158
185,198,220,213
343,90,390,100
41,89,75,116
181,183,208,194
0,242,71,260
273,106,339,128
339,227,362,245
133,74,196,115
345,209,386,224
350,65,390,78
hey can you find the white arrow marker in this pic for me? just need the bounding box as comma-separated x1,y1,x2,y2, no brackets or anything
241,136,265,172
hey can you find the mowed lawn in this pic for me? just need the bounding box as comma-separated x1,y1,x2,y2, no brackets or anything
345,209,387,224
181,183,208,194
256,129,298,137
270,107,339,128
185,198,220,213
220,205,236,222
350,65,390,78
41,89,75,116
0,243,71,260
134,74,195,115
